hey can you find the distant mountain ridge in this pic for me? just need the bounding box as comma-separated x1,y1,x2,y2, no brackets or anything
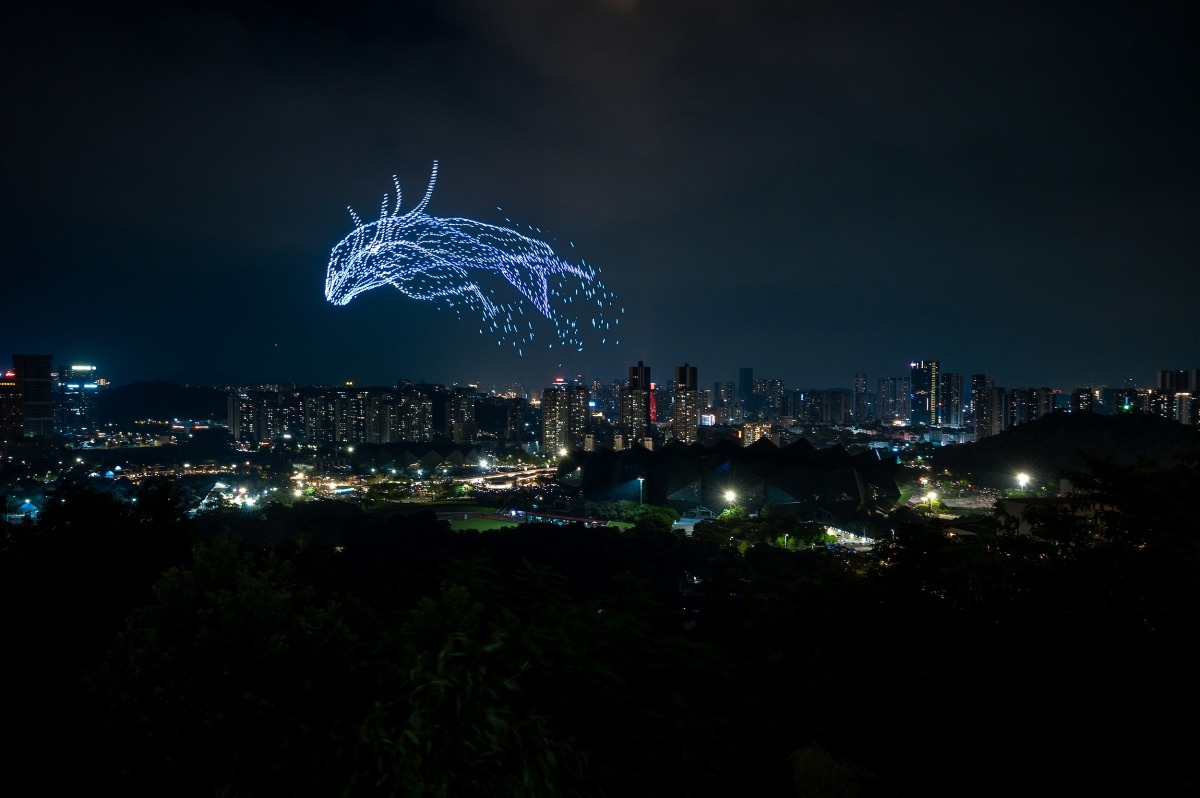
97,382,228,425
931,410,1200,488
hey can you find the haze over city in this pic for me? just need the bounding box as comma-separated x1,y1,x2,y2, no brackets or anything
3,1,1197,391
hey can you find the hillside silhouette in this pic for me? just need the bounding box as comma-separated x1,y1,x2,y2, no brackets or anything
931,410,1200,488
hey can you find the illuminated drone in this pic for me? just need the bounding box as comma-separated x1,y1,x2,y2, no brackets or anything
325,162,621,355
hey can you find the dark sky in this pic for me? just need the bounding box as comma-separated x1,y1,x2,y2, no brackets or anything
3,1,1197,393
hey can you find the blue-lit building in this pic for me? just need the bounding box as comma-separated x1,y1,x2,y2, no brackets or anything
57,363,105,436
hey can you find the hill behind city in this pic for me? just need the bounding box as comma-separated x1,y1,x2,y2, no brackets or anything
930,410,1200,488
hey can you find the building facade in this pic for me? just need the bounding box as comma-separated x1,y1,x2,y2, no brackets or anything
673,363,699,444
910,360,939,426
619,361,652,448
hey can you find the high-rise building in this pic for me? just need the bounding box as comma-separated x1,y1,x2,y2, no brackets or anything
7,355,55,461
565,384,589,449
541,384,569,455
673,363,699,444
1070,387,1095,413
713,380,736,423
971,374,998,439
910,360,939,426
651,381,670,424
997,387,1019,432
12,355,55,439
738,367,754,408
876,376,911,424
796,390,850,426
366,391,398,443
449,388,478,444
399,393,434,442
939,372,964,427
56,363,105,437
1148,390,1197,425
541,379,589,455
1158,370,1199,392
713,381,729,407
618,361,652,448
332,387,367,443
0,369,22,459
1148,370,1198,426
590,378,618,419
505,398,526,443
753,377,786,418
740,420,769,446
235,388,282,443
853,373,868,423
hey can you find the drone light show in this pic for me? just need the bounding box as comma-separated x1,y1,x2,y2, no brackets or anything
325,161,622,356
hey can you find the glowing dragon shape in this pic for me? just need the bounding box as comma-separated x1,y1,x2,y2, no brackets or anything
325,161,621,355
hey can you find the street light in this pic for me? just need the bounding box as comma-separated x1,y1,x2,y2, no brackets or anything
637,477,644,505
1017,472,1030,493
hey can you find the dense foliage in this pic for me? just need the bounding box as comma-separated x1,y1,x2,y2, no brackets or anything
2,454,1198,797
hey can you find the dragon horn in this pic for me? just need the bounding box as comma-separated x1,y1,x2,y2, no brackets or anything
409,160,439,216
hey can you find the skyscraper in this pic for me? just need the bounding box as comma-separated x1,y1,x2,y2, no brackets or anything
910,360,940,426
541,379,589,454
876,376,912,424
853,372,868,423
753,377,786,418
0,369,21,459
449,387,478,444
971,374,997,440
565,383,589,449
399,393,434,442
56,363,104,436
620,360,652,448
738,366,756,418
673,363,699,445
939,372,964,427
12,354,54,439
1070,387,1095,413
505,398,526,444
541,383,569,455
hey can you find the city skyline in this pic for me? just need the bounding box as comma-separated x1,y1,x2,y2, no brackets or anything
3,2,1197,392
3,350,1191,397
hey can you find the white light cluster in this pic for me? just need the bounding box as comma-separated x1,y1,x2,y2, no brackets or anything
325,161,622,355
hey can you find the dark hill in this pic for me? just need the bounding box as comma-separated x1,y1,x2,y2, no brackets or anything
97,382,228,425
930,410,1200,489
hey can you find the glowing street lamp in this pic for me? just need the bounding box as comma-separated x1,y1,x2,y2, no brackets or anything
637,476,644,505
725,490,737,504
1017,472,1030,492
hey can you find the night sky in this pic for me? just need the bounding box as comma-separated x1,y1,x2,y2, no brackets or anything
3,1,1197,394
